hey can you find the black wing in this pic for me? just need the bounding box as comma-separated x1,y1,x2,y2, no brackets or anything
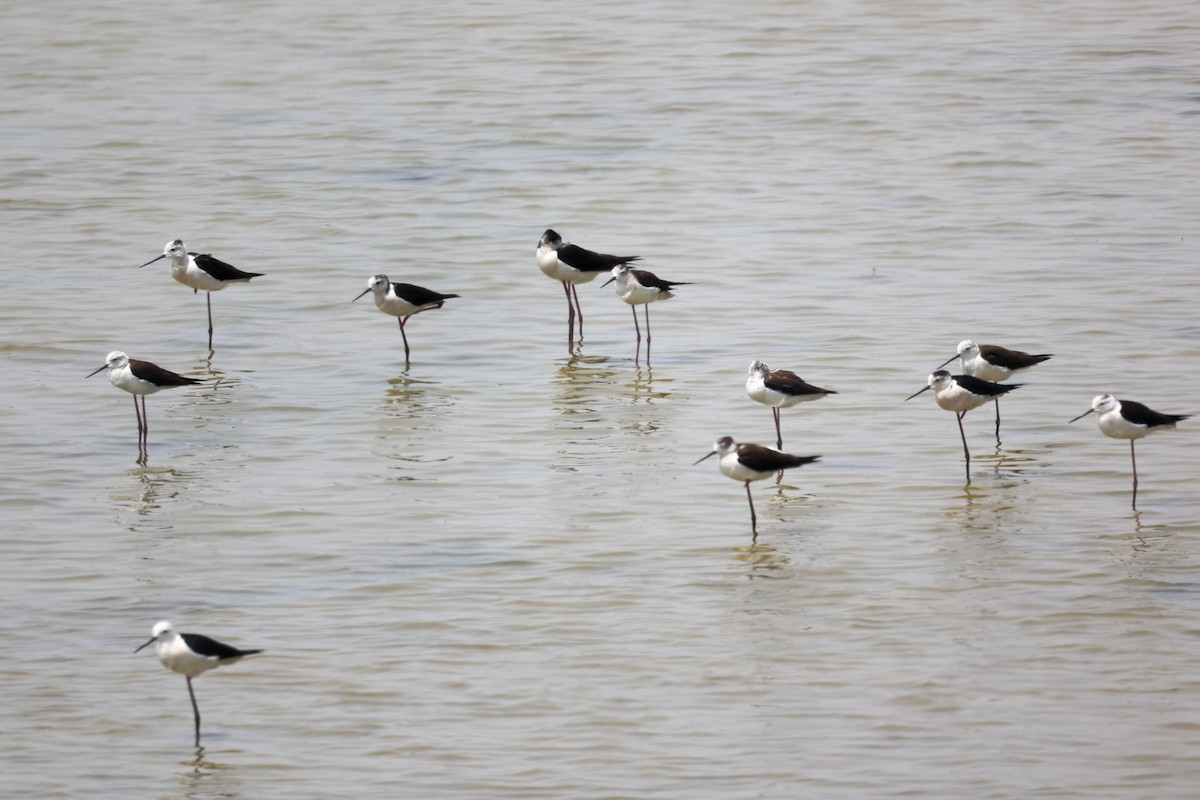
128,359,203,387
629,268,690,292
1118,400,1189,428
954,374,1022,397
736,443,821,473
392,283,460,306
181,632,262,660
979,344,1052,370
764,370,836,397
193,253,264,282
557,243,642,273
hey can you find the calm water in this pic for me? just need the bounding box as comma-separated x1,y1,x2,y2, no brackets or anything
2,1,1199,797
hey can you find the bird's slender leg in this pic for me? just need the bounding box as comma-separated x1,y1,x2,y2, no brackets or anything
570,282,585,339
745,481,758,540
994,398,1002,440
773,407,783,450
132,394,144,440
187,676,201,744
562,281,575,347
630,305,641,363
398,316,411,364
206,292,214,350
141,396,149,442
956,411,971,484
643,306,653,363
1130,440,1139,509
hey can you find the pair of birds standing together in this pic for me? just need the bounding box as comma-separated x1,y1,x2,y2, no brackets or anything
906,341,1188,507
905,340,1053,482
692,360,839,540
536,229,689,357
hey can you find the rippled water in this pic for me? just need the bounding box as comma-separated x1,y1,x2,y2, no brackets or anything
2,1,1199,797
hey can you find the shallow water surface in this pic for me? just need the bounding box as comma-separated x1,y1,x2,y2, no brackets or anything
1,1,1199,798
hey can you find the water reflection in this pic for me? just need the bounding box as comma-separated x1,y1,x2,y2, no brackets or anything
732,539,794,581
176,744,241,800
381,371,447,420
375,373,454,480
187,354,243,408
553,353,619,416
110,465,197,530
983,444,1043,477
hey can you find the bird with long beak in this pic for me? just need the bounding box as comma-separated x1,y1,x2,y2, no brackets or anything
935,340,1051,438
695,436,820,539
602,263,690,362
906,370,1021,483
87,351,202,451
135,621,262,744
139,239,263,349
353,273,459,365
1069,394,1188,508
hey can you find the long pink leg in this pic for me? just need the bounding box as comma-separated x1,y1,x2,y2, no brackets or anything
773,407,783,450
562,282,574,347
570,282,585,339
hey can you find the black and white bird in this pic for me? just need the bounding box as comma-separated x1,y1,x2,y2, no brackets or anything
139,239,263,349
1069,394,1189,508
745,360,837,449
135,621,262,743
353,273,459,364
694,436,820,539
602,263,689,362
936,340,1052,438
87,351,202,449
536,229,641,347
906,370,1022,482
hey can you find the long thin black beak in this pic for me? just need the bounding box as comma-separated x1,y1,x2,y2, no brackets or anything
134,637,156,653
601,276,615,288
139,254,166,269
693,451,717,466
905,385,931,402
1068,408,1095,423
352,288,371,302
86,364,108,378
934,354,957,369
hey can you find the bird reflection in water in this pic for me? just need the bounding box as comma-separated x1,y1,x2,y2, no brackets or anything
383,373,446,420
179,744,240,799
113,465,194,524
379,374,453,480
554,353,619,417
621,366,675,437
986,443,1042,477
731,538,793,581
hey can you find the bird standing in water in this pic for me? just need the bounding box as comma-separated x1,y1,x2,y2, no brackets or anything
602,263,689,363
139,239,263,350
135,621,262,744
1069,394,1188,508
354,273,459,365
695,436,820,540
936,340,1051,438
536,229,641,348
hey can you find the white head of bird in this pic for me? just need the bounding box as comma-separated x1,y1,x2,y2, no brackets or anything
601,263,633,289
353,274,390,302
